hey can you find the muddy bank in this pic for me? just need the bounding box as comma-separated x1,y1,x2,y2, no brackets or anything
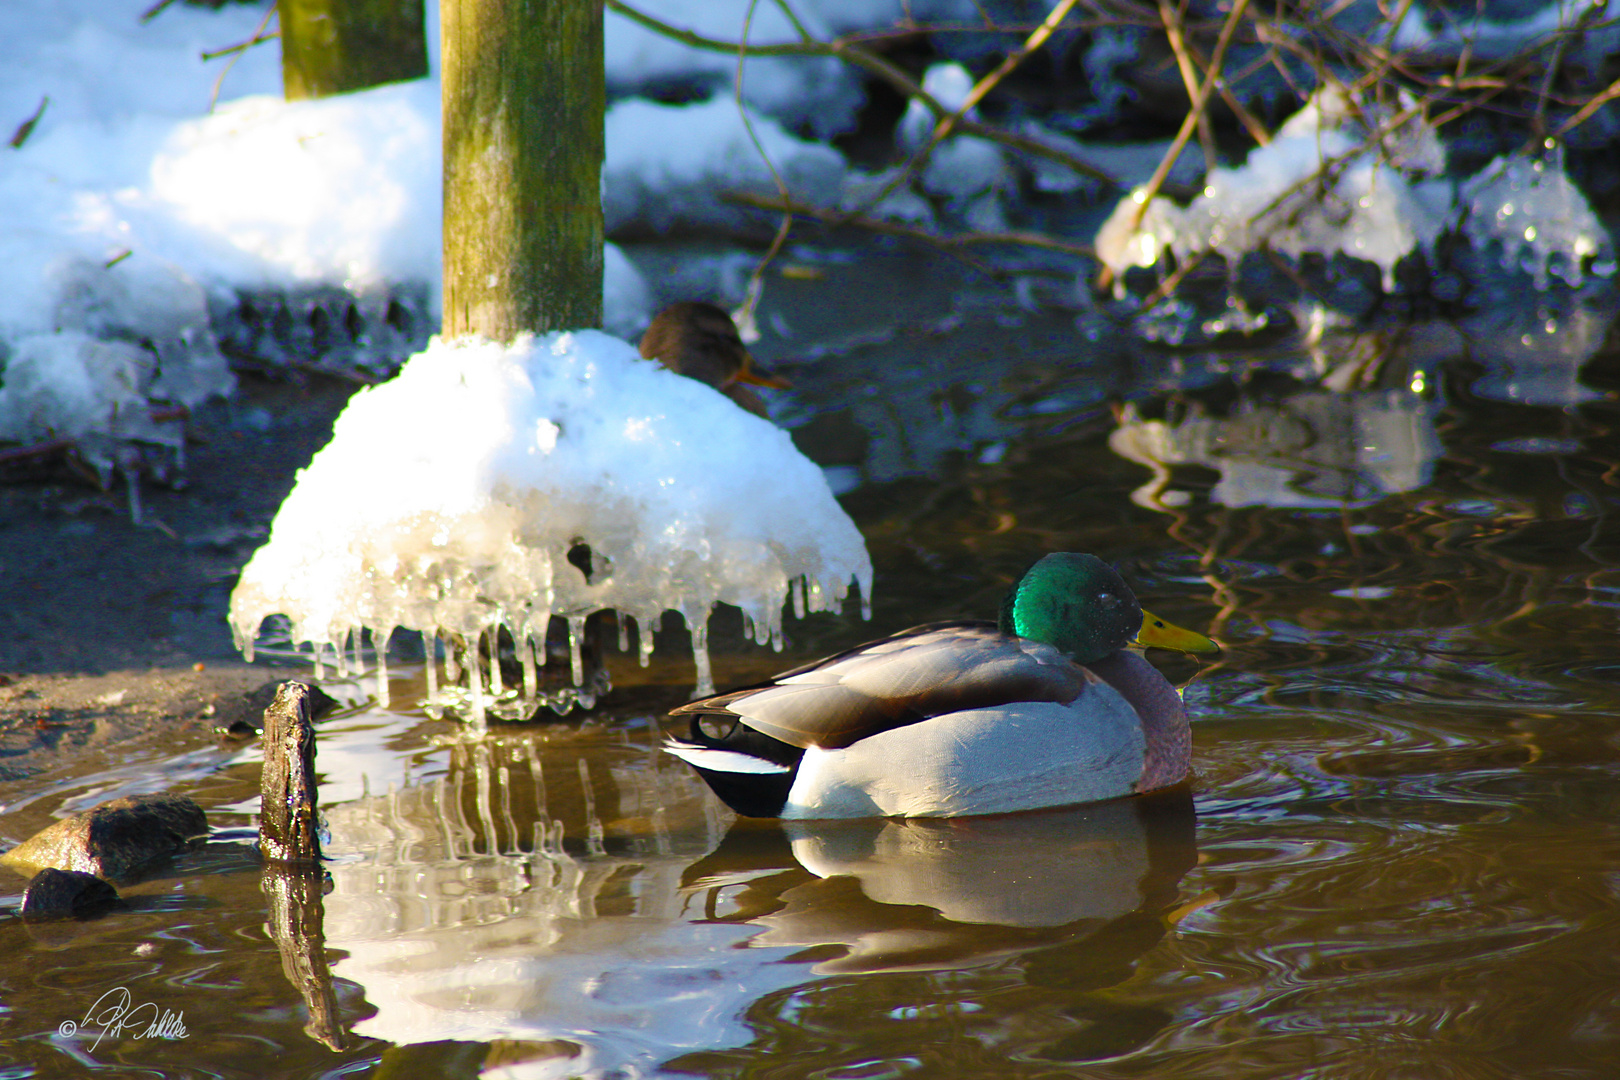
0,375,355,784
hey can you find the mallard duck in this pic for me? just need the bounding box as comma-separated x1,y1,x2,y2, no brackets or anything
664,552,1218,819
639,301,790,418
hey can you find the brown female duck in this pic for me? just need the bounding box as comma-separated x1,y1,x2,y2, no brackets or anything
638,302,790,418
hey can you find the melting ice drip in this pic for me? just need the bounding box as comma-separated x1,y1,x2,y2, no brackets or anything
227,330,872,723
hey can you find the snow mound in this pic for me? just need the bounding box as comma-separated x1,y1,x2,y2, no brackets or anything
1097,87,1452,293
228,330,872,711
1462,152,1618,290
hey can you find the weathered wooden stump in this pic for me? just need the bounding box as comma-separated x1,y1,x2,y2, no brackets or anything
260,681,322,864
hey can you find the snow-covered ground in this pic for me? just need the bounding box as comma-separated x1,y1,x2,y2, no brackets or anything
0,0,902,458
4,0,898,701
12,1,1614,464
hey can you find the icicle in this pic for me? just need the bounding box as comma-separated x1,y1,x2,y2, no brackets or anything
487,626,504,694
374,626,392,708
520,632,538,701
793,576,806,619
690,608,714,699
467,645,487,727
334,632,348,677
638,613,654,668
313,642,325,681
352,630,363,677
423,630,438,703
125,471,144,526
445,636,461,685
567,616,586,686
617,613,629,653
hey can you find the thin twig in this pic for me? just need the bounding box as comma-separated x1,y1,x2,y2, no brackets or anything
1130,0,1253,232
0,439,73,467
839,0,1087,221
1528,0,1610,149
734,0,797,329
934,0,1085,145
1550,72,1620,142
8,95,48,149
1158,0,1219,172
1099,0,1254,293
607,0,1118,186
723,190,1096,268
205,2,279,112
604,0,940,109
1181,30,1272,145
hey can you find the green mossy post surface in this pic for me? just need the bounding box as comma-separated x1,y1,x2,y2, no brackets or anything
280,0,429,101
442,0,605,338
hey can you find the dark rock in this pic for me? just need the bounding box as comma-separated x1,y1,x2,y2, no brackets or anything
1,793,208,882
20,868,119,920
214,679,337,738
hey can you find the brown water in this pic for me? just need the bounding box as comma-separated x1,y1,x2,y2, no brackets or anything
4,279,1620,1079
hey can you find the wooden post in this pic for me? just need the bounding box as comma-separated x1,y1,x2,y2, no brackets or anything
441,0,604,338
260,681,322,863
281,0,429,101
259,681,346,1049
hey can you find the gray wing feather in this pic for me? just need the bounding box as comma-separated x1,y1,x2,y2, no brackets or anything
674,624,1093,750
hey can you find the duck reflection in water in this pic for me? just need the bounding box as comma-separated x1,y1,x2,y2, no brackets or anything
685,787,1199,977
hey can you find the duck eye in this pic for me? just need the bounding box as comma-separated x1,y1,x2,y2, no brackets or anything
1096,592,1119,609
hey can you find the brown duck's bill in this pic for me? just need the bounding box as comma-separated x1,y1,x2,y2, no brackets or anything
730,352,792,390
1134,610,1220,654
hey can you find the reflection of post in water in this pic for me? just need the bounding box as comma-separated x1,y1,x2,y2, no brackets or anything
259,682,346,1052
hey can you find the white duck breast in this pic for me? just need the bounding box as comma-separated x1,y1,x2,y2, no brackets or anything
781,672,1147,819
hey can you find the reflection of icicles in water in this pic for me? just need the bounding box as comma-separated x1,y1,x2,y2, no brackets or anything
229,331,872,718
688,610,714,700
319,729,785,1070
1459,296,1618,407
1111,385,1442,511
